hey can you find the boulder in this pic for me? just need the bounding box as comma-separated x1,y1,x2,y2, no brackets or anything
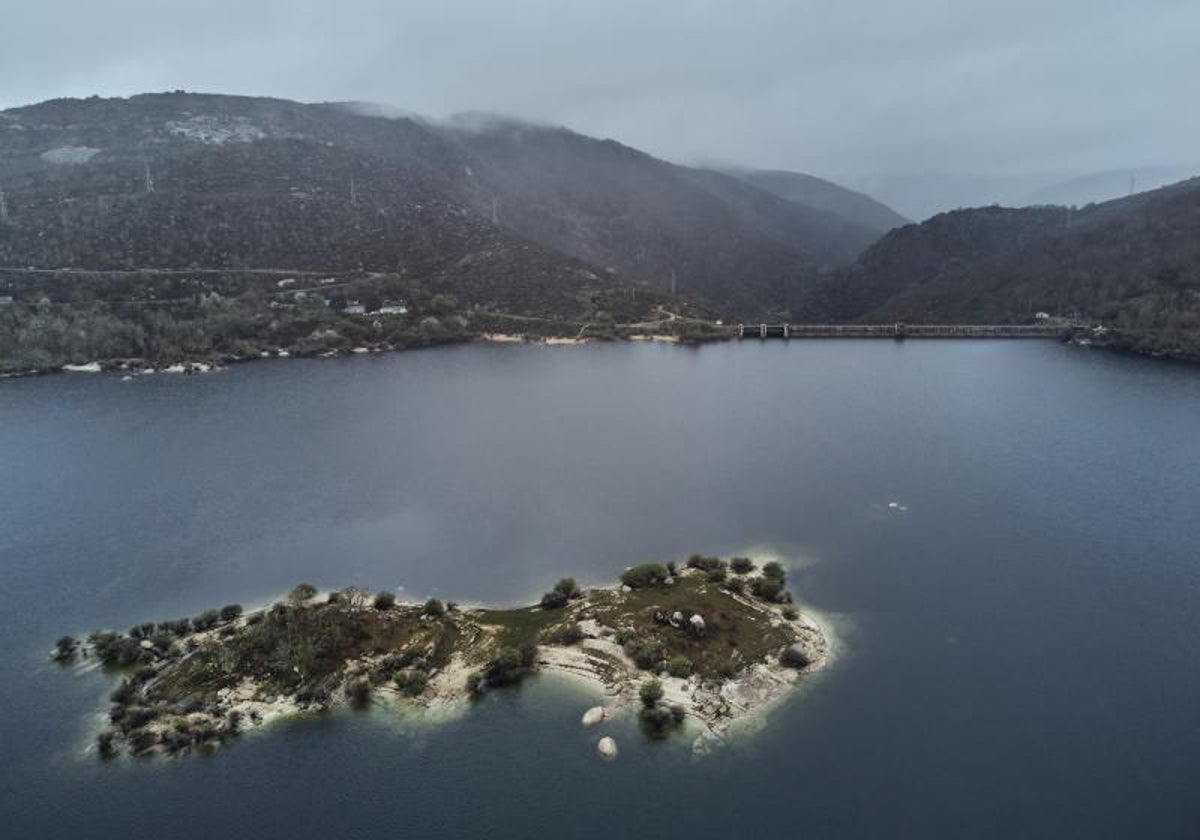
689,614,706,634
581,706,605,726
670,611,684,628
597,736,618,759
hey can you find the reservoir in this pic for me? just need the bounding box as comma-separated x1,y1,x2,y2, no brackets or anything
3,339,1199,838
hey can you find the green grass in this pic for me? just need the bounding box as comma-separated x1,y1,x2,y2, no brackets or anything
474,606,563,648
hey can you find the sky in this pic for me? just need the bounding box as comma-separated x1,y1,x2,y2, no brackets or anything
3,0,1198,216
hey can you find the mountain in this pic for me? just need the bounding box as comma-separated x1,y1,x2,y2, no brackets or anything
1018,165,1200,208
0,93,899,331
0,93,720,372
797,178,1200,360
721,167,908,233
436,114,882,315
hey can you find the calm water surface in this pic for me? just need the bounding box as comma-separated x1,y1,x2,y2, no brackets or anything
2,340,1199,838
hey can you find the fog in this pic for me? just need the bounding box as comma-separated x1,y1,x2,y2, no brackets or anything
3,0,1197,216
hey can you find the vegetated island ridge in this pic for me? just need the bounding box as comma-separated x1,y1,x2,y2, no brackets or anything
52,557,829,760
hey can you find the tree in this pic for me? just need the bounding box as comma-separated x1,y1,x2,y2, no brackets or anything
219,604,243,622
540,577,580,608
620,564,669,589
667,656,693,678
289,583,317,603
639,678,664,708
422,598,445,617
373,591,396,610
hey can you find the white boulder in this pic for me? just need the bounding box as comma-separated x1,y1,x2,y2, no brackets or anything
597,736,618,759
581,706,605,726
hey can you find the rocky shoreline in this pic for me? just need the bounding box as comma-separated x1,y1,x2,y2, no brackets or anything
53,558,828,760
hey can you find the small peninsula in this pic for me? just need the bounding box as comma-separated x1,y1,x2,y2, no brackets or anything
54,557,829,760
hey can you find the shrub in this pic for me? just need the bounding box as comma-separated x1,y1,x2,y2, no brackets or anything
629,643,663,671
550,623,585,646
96,730,118,759
781,606,800,621
761,561,786,582
289,583,318,603
540,578,581,609
220,604,243,622
393,669,428,696
52,636,77,661
422,598,445,617
724,578,744,595
129,622,156,639
192,609,220,631
686,555,725,573
484,646,531,687
667,656,693,678
666,561,678,576
373,591,396,610
706,568,727,583
466,672,484,694
620,563,669,589
750,576,785,602
730,557,755,575
348,677,372,706
614,629,636,646
639,678,664,708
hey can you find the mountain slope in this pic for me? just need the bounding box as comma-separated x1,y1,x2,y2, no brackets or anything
797,178,1200,359
438,115,881,315
722,167,908,233
0,93,681,319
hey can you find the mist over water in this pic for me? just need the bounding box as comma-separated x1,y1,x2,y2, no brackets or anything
3,340,1199,838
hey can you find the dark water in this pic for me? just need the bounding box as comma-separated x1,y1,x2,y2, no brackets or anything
3,340,1199,838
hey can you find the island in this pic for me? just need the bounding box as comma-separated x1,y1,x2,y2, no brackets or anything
53,556,829,759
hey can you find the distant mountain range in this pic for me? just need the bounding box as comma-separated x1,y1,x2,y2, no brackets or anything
847,165,1200,222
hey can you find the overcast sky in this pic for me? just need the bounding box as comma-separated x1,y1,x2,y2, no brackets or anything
3,0,1197,203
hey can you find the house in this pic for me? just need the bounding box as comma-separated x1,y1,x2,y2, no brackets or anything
344,303,366,315
374,302,408,315
1035,311,1051,320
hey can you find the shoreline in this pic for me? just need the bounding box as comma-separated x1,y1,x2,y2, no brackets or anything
1,330,724,381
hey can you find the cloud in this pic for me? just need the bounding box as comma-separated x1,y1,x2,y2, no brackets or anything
2,0,1197,187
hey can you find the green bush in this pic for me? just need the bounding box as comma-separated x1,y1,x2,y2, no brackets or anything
620,563,669,589
540,578,580,608
750,575,785,602
393,668,428,696
423,598,445,617
219,604,243,622
686,555,725,573
724,577,745,594
761,561,786,582
781,606,800,621
191,609,220,631
466,672,484,694
373,591,396,610
550,623,585,646
706,568,727,583
667,656,693,678
639,678,664,708
289,583,318,602
730,557,755,574
627,643,663,671
482,644,538,687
